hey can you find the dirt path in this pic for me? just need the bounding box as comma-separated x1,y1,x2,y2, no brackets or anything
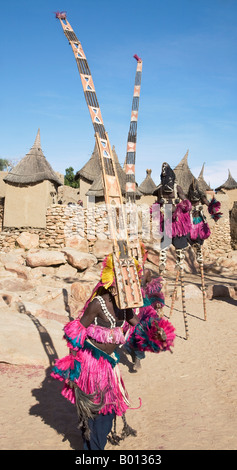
1,279,236,451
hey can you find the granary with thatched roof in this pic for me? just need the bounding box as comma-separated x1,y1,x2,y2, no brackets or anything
215,169,237,192
173,150,196,196
197,163,212,194
75,144,130,206
3,129,62,228
137,169,156,205
215,169,237,210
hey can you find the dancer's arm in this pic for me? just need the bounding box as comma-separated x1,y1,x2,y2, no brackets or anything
80,298,101,328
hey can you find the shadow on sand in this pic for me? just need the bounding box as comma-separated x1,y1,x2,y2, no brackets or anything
17,302,83,450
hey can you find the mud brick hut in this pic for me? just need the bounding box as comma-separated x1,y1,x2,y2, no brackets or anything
173,150,196,196
3,129,62,228
197,163,212,194
75,144,126,206
137,169,156,205
75,143,142,206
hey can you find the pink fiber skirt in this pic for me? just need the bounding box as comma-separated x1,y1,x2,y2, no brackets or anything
51,344,129,416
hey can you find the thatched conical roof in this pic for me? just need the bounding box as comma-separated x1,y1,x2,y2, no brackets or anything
197,163,211,192
174,150,196,196
3,129,62,186
75,144,101,183
85,176,142,198
86,174,104,197
76,144,127,196
215,169,237,191
138,169,156,195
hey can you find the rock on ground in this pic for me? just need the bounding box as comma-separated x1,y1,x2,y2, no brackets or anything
26,250,66,267
61,248,97,271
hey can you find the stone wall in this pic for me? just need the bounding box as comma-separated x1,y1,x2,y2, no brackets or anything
201,203,233,262
0,197,235,258
230,202,237,250
0,204,110,251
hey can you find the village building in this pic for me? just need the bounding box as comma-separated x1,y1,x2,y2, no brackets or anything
2,129,62,228
215,169,237,192
197,163,212,194
0,129,236,254
215,170,237,249
173,150,196,196
75,144,142,206
137,169,156,205
215,170,237,209
75,144,126,206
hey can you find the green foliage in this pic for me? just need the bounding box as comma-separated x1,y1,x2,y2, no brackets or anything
0,158,9,171
64,167,79,188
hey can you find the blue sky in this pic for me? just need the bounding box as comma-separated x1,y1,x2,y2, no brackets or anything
1,0,237,189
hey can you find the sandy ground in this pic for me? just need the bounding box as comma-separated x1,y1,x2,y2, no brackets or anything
0,272,237,452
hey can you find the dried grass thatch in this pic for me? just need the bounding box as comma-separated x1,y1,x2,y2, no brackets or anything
3,129,62,186
173,150,196,196
215,169,237,191
138,169,156,195
197,163,212,192
76,144,127,196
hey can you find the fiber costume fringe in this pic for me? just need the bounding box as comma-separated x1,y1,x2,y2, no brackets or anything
188,181,222,242
151,199,192,239
52,324,128,416
208,197,222,222
142,276,165,310
52,311,175,409
172,199,192,238
189,219,211,241
187,182,222,323
126,308,175,353
108,413,137,446
51,256,175,444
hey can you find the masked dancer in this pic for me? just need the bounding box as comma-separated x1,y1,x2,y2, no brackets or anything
187,179,222,262
187,180,222,320
152,162,192,338
51,254,175,450
152,162,192,272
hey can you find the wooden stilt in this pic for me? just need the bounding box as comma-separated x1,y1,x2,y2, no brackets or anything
180,268,189,340
169,269,180,317
170,248,189,339
200,262,207,321
194,243,207,321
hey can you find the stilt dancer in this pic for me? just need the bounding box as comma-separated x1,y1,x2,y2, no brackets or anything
187,179,222,321
152,162,192,339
